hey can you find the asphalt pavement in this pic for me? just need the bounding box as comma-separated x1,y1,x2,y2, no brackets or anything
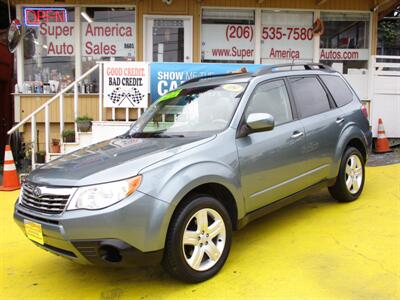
1,164,399,299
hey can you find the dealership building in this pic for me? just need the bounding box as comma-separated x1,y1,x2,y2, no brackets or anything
3,0,399,164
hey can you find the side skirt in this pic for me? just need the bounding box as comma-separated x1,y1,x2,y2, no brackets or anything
237,179,335,229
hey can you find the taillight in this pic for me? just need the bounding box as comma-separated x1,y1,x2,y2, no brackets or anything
361,104,368,119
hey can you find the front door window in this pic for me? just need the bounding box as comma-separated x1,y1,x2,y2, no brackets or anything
153,19,184,62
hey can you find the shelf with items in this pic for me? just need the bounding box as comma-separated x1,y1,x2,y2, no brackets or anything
12,93,100,96
15,79,99,95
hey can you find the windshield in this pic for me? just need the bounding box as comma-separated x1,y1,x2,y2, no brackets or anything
126,83,247,138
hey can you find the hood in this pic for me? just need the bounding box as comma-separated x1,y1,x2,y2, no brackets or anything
27,136,214,187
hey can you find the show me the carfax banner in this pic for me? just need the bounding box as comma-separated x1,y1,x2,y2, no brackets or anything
149,62,263,101
103,61,149,108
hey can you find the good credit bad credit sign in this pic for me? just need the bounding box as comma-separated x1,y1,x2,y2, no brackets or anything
104,62,149,108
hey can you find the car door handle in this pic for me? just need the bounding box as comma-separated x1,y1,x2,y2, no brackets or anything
291,131,304,139
336,117,345,124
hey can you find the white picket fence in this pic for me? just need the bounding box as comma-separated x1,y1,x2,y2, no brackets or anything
368,55,400,138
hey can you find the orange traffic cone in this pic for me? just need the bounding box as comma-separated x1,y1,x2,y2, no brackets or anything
0,145,20,191
374,118,392,153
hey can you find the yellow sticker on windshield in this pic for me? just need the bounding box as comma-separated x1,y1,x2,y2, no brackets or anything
158,89,182,102
222,84,244,92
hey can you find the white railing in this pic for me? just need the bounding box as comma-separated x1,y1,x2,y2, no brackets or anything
7,63,102,168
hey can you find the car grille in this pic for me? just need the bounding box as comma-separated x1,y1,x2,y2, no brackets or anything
20,183,72,215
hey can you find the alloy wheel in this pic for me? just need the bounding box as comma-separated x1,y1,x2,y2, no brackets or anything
182,208,226,271
345,154,363,194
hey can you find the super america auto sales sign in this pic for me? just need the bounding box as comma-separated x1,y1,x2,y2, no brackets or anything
37,22,135,58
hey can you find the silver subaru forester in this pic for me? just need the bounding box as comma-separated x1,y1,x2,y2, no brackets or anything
14,63,372,282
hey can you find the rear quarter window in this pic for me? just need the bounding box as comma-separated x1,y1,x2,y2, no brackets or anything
320,75,354,107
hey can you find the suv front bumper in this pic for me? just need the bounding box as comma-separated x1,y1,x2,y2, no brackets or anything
13,190,171,267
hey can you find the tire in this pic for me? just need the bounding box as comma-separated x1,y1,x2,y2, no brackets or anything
162,194,232,283
329,147,365,202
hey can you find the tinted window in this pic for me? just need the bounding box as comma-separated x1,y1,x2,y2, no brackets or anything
320,75,353,107
246,80,292,126
289,77,330,118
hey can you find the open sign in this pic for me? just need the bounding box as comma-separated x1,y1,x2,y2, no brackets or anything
24,7,68,27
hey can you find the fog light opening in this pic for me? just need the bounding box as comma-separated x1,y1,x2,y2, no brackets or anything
99,245,122,263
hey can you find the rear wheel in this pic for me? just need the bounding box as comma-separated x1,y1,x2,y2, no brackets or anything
162,195,232,282
329,147,365,202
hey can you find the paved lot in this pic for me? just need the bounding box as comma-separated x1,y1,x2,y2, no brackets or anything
367,149,400,166
1,164,399,300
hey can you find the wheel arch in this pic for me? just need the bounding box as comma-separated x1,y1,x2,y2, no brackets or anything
346,138,367,162
330,127,368,179
172,182,240,230
156,181,242,260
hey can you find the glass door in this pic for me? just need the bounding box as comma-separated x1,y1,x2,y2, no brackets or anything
144,15,192,62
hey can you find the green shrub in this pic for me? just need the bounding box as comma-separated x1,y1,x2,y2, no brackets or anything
62,129,75,138
76,115,93,122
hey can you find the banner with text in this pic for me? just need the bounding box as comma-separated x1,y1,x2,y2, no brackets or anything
104,61,149,108
82,22,135,58
201,24,255,61
319,49,369,61
260,11,314,62
38,22,135,57
38,22,75,56
150,62,263,101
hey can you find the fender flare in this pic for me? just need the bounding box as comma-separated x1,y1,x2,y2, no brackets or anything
330,124,368,179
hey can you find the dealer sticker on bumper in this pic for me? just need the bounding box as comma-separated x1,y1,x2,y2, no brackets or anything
24,220,44,245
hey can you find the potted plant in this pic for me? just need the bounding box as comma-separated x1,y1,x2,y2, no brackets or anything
76,115,93,132
35,151,46,163
52,139,61,153
62,129,75,143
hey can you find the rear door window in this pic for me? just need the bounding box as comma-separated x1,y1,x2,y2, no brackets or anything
289,76,331,119
320,75,353,107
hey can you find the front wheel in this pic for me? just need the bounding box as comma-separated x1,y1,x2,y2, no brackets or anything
329,147,365,202
162,195,232,282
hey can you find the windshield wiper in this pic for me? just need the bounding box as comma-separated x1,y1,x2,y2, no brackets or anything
151,133,185,138
117,131,185,138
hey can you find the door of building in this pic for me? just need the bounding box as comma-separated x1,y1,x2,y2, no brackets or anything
144,15,192,63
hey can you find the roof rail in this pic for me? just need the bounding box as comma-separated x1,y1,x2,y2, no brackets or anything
180,71,249,86
252,63,334,77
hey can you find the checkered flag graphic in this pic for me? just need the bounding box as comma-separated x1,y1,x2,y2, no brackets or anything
125,88,145,106
108,87,124,104
108,87,145,107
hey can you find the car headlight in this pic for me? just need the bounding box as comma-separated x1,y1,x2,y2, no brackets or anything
67,176,142,210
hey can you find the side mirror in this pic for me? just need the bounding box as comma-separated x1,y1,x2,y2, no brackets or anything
236,113,275,138
246,113,275,134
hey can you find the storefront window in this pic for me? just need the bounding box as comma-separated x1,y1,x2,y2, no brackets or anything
22,7,75,93
320,12,370,73
261,11,314,64
201,9,255,63
81,7,135,92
